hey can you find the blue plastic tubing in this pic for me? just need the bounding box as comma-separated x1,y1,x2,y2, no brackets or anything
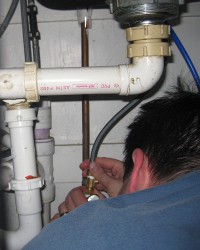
170,26,200,91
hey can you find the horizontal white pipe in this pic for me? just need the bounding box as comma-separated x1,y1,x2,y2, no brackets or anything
37,66,121,95
0,56,164,100
0,69,25,99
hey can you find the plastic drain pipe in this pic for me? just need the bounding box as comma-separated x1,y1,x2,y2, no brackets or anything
0,24,170,103
0,103,44,250
35,102,55,225
0,57,163,100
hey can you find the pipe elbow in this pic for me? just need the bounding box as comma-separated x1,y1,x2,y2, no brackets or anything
119,56,164,95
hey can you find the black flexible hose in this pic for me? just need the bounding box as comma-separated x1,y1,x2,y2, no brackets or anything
20,0,32,62
90,95,146,162
0,0,19,38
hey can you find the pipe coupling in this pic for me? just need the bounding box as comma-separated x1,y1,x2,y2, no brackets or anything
9,177,44,191
126,24,171,58
24,62,39,102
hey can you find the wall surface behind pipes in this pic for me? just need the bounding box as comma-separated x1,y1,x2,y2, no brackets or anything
0,0,200,217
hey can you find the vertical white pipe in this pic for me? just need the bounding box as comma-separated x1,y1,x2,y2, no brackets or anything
0,106,43,250
34,106,52,140
42,202,51,225
5,108,37,180
1,213,42,250
34,104,55,225
36,138,55,225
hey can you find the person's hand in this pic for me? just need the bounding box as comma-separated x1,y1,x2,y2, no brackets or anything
50,186,87,221
80,157,124,197
50,185,106,222
51,157,124,222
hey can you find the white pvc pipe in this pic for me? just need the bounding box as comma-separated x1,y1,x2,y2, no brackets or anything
38,56,164,96
1,133,11,148
5,108,37,179
0,162,13,190
121,56,164,95
35,138,55,225
0,107,43,250
42,202,51,226
0,69,25,99
0,56,164,100
34,106,52,140
1,213,42,250
37,66,121,95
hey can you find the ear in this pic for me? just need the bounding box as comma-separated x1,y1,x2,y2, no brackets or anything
128,148,153,193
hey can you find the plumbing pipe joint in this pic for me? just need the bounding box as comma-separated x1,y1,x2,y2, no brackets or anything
9,177,44,191
5,106,36,126
7,178,44,215
120,56,164,95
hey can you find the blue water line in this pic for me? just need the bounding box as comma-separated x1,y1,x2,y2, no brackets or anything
170,26,200,91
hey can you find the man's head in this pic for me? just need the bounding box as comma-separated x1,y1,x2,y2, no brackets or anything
122,85,200,193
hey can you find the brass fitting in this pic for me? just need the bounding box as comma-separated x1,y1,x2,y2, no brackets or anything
85,169,98,195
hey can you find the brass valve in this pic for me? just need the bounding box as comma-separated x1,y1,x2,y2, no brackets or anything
85,169,98,195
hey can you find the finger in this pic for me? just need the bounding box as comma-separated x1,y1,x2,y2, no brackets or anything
66,187,88,211
90,162,124,197
94,182,107,192
82,169,88,178
50,213,60,222
89,162,117,191
95,158,124,178
79,159,90,170
58,201,68,215
92,188,107,200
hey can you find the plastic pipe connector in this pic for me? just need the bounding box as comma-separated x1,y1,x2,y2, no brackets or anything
120,56,164,95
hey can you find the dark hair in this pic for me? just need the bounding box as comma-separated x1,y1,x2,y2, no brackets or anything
123,86,200,183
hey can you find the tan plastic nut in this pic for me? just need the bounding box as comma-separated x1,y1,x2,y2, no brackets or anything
127,42,171,57
24,62,39,103
126,25,170,42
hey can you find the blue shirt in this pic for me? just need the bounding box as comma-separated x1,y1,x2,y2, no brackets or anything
23,171,200,250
